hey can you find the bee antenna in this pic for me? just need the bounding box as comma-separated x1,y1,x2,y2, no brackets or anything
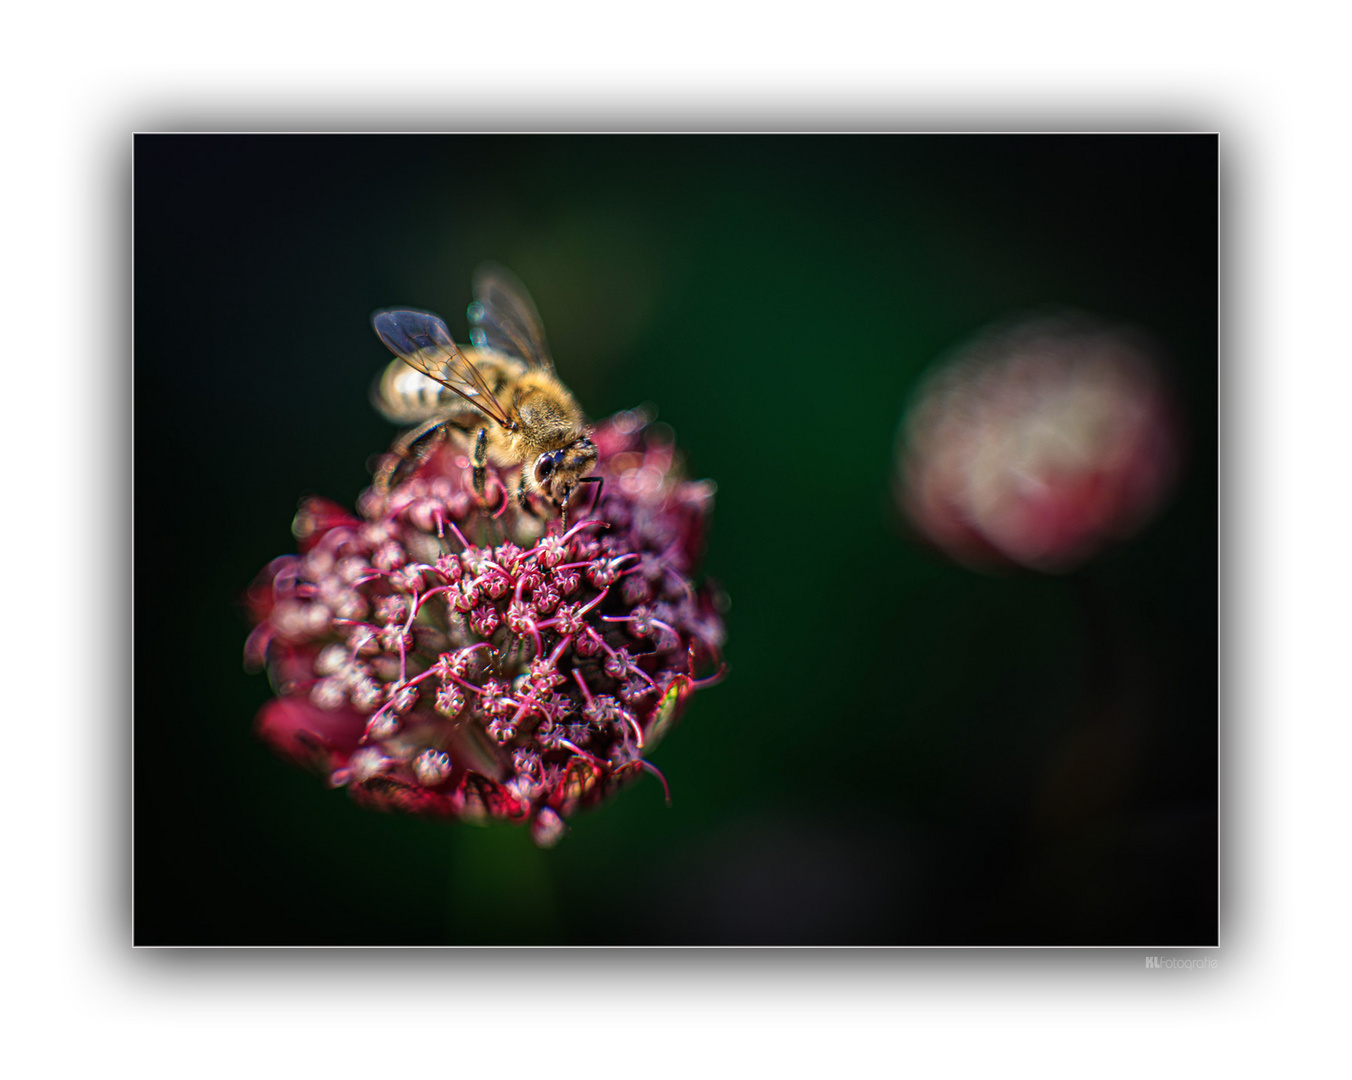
447,522,471,551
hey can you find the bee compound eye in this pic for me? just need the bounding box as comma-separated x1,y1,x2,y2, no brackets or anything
534,454,558,485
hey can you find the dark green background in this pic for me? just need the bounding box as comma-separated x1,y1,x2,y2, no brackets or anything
135,135,1217,944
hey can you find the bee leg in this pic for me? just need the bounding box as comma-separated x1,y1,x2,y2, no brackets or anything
574,475,604,517
516,473,540,518
470,427,511,517
377,419,448,492
472,427,489,499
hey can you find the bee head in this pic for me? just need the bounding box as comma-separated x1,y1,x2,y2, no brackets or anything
534,437,599,505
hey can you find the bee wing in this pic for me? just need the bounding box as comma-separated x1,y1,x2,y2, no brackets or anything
469,262,555,373
371,308,513,429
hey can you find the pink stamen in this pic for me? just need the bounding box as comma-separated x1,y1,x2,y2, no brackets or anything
559,517,610,544
576,587,611,618
398,590,419,682
640,760,672,805
510,691,541,726
447,522,471,551
559,740,606,767
571,669,595,706
691,662,729,689
402,666,442,688
549,636,573,666
413,584,456,614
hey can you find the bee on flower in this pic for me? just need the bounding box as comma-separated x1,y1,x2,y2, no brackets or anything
246,309,726,845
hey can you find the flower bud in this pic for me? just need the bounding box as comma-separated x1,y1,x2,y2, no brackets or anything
435,683,466,718
310,677,347,710
365,710,400,741
412,748,453,787
898,314,1182,572
531,807,566,848
372,539,407,572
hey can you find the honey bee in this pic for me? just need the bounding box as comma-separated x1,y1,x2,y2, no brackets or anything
371,264,599,515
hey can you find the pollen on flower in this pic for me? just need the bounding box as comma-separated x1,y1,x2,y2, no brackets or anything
244,410,725,846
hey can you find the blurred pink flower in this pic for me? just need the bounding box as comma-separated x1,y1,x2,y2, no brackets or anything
245,409,725,846
897,315,1182,572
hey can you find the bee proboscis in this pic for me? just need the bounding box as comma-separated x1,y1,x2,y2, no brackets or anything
371,264,599,515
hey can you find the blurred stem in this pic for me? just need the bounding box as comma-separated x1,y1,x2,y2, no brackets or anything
1071,569,1115,702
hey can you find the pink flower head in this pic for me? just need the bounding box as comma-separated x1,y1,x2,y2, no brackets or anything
897,314,1183,573
244,408,725,847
